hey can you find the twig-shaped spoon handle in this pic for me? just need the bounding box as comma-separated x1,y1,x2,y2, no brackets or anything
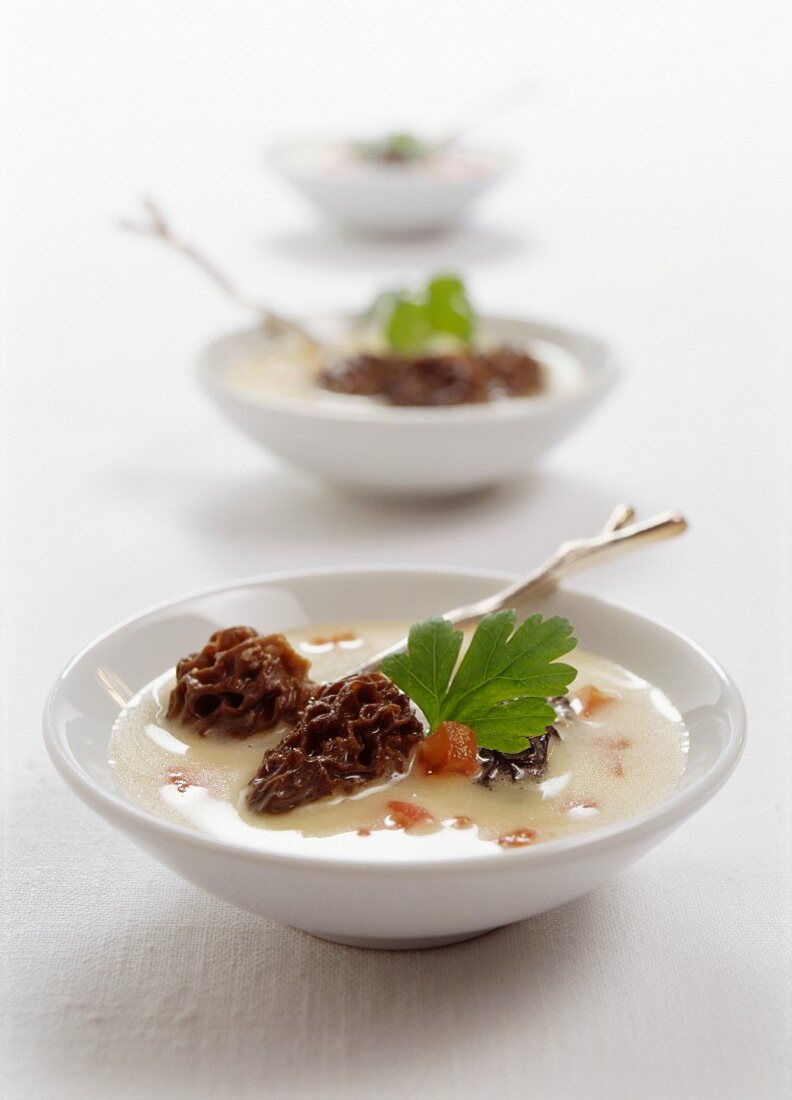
353,505,687,675
433,78,538,153
119,199,321,349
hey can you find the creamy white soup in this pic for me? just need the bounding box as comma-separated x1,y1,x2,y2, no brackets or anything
283,143,499,181
224,331,582,406
109,621,688,861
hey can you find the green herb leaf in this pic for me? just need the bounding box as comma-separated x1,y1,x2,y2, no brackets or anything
354,132,431,163
380,274,475,354
425,275,474,344
458,696,559,755
380,609,577,754
443,611,578,719
385,297,435,355
379,617,463,730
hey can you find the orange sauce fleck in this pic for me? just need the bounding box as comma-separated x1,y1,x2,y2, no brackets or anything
496,828,537,849
386,800,434,830
168,770,192,793
566,799,601,819
594,734,629,778
357,827,371,837
593,735,631,778
452,815,474,829
308,630,359,646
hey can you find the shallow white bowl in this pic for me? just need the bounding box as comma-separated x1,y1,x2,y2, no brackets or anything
197,315,618,496
44,567,745,950
269,141,510,235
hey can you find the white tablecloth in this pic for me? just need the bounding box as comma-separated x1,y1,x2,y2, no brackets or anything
3,2,790,1097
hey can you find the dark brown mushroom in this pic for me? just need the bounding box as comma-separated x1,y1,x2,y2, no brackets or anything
167,627,315,737
246,672,423,814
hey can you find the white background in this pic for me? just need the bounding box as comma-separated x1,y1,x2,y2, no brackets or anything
2,2,791,1097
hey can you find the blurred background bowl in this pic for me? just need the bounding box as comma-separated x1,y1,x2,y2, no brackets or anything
196,313,619,496
268,140,511,235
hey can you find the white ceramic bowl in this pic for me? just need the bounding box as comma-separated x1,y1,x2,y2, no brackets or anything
269,141,510,235
44,567,744,950
197,315,618,496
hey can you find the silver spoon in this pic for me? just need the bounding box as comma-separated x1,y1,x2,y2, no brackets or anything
353,505,687,675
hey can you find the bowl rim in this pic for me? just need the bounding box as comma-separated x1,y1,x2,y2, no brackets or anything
43,565,746,877
195,313,620,426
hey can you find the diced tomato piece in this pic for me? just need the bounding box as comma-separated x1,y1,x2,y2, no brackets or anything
386,800,434,829
417,721,480,776
574,684,619,718
496,828,537,849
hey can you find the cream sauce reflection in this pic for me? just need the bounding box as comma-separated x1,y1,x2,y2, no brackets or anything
110,622,688,861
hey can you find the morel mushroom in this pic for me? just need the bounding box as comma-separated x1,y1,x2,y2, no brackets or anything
167,627,315,737
246,672,423,814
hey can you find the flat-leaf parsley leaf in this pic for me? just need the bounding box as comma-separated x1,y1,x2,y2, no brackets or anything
380,609,577,753
383,274,475,354
377,617,462,731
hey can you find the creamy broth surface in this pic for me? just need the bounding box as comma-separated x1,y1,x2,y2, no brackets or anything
110,621,688,861
224,332,583,406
